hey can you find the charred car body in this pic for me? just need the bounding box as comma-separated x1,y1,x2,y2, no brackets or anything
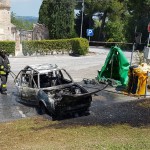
15,64,92,119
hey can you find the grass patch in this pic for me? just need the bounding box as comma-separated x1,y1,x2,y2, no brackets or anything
0,116,149,150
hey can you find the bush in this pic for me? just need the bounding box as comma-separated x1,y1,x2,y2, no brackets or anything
71,38,89,55
0,41,15,55
22,38,89,56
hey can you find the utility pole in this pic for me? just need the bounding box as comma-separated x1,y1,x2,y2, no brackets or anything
80,0,84,38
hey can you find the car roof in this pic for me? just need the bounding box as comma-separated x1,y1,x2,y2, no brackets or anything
25,64,60,74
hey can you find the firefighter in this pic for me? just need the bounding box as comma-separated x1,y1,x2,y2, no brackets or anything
0,50,10,94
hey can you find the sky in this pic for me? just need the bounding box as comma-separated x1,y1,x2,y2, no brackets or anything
11,0,42,17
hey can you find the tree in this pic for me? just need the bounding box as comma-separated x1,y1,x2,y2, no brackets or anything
75,10,94,38
39,0,76,39
75,0,128,41
104,0,128,42
11,12,33,30
75,0,99,38
126,0,150,43
39,0,150,44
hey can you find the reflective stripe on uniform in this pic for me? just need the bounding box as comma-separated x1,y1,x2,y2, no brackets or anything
0,71,6,75
8,64,10,67
0,65,4,69
2,84,7,88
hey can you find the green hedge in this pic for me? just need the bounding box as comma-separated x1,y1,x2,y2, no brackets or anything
22,38,89,56
71,38,89,55
0,41,15,54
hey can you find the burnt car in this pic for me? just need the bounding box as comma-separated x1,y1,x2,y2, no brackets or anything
15,64,92,120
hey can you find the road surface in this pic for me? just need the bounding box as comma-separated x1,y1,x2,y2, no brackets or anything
0,46,141,123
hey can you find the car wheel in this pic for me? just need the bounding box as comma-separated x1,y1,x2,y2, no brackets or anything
52,114,57,121
39,103,47,115
78,110,90,117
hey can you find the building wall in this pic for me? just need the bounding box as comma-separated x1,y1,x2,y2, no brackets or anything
0,0,49,55
0,0,13,41
33,23,49,40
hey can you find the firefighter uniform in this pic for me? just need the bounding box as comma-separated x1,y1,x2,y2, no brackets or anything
0,52,10,94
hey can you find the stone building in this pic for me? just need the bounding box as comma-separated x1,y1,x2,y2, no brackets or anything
19,24,49,42
33,23,49,40
0,0,15,41
0,0,49,55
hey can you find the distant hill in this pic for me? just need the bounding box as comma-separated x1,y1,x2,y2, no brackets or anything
16,16,38,23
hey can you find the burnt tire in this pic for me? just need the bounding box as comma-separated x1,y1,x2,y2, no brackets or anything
38,103,47,115
52,114,58,121
78,110,90,117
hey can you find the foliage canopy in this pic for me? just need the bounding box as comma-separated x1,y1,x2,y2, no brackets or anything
39,0,76,39
11,12,33,30
37,0,150,47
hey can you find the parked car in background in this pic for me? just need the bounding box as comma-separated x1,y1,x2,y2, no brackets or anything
15,64,92,120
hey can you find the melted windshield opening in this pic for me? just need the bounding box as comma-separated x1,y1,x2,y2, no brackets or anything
40,69,72,88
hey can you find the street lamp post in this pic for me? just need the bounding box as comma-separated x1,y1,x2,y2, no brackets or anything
80,0,84,38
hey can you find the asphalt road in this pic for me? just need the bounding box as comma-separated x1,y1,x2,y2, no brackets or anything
0,46,140,122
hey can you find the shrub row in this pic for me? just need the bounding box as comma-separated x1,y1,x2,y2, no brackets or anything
0,41,15,55
22,38,89,56
71,38,89,55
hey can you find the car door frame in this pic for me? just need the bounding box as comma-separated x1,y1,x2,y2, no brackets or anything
15,69,39,104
